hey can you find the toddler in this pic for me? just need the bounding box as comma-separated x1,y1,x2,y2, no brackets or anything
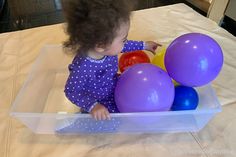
62,0,161,120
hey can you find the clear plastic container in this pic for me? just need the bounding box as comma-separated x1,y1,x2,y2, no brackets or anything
10,45,221,134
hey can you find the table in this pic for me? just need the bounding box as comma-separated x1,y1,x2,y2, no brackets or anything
1,3,236,157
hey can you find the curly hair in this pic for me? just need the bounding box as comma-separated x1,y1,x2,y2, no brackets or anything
62,0,134,54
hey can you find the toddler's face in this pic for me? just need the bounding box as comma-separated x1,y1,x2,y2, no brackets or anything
102,21,130,56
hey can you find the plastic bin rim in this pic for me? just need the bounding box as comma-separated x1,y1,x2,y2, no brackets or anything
10,107,221,118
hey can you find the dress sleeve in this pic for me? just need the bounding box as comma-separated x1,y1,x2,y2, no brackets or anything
121,40,145,53
64,61,97,112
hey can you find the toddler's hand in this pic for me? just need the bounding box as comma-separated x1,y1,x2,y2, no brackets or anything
91,103,111,121
144,41,162,54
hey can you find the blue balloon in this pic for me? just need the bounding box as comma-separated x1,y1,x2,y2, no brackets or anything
171,86,199,111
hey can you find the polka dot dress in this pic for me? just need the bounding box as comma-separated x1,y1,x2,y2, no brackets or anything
64,40,144,113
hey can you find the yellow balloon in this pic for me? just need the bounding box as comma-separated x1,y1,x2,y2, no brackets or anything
173,80,179,86
152,47,179,86
152,47,167,71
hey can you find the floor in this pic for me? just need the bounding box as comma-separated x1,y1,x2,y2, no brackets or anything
0,0,235,36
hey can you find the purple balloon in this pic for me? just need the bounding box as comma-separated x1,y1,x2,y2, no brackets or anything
165,33,224,87
115,63,175,113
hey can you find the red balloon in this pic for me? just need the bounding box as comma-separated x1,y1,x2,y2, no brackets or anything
119,50,150,73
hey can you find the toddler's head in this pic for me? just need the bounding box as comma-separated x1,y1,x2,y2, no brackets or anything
62,0,134,56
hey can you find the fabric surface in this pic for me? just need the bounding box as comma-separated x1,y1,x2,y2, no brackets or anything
1,3,236,157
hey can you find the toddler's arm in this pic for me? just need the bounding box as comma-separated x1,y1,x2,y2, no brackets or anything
64,62,97,113
122,40,144,52
122,40,161,54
